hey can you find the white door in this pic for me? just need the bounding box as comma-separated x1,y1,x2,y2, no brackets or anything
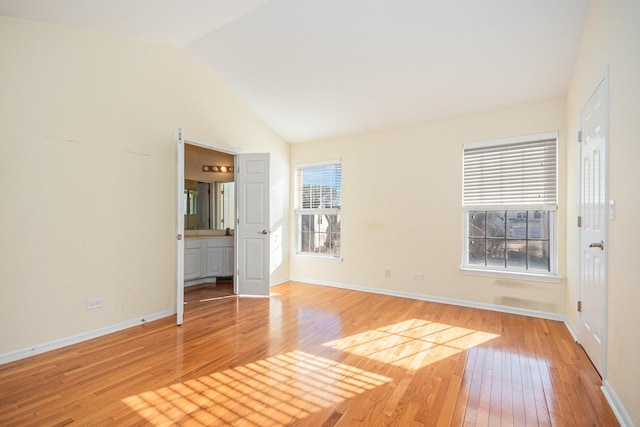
578,73,608,376
175,129,185,325
235,153,270,296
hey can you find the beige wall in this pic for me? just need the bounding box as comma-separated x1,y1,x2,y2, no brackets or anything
2,3,637,422
0,16,290,355
291,96,567,315
565,0,640,424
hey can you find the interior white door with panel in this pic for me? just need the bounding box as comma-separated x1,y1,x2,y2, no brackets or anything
235,153,270,296
578,72,609,376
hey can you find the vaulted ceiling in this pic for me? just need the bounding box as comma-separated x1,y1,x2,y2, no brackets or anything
0,0,590,143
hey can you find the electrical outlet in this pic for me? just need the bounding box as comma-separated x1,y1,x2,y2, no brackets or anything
86,298,104,310
384,269,391,278
412,273,424,280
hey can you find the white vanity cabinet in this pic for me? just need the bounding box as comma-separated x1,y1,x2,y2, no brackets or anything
184,239,202,281
184,236,234,284
205,238,234,277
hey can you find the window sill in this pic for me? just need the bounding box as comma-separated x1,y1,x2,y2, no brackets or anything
294,253,343,263
460,267,562,283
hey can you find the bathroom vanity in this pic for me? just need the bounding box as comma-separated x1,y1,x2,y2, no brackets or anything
184,233,234,286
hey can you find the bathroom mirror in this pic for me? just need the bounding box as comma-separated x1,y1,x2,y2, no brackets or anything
184,143,235,231
184,179,235,230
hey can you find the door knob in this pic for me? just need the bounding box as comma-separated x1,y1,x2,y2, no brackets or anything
589,241,604,250
260,229,269,235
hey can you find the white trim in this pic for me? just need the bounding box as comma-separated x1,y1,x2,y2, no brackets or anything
185,278,218,287
463,131,558,150
0,310,174,365
294,254,343,263
563,319,578,341
602,380,634,427
290,277,566,321
182,133,242,155
175,129,185,325
270,277,290,287
460,267,562,284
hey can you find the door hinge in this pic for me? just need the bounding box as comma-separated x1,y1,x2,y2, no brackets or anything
577,216,582,227
177,234,183,241
578,131,582,143
577,301,582,312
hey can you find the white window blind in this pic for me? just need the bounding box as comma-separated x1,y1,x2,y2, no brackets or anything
295,162,342,211
463,132,558,210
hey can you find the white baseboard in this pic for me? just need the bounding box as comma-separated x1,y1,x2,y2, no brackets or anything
564,319,578,341
185,278,217,287
0,309,174,365
270,277,290,287
291,277,566,321
602,380,635,427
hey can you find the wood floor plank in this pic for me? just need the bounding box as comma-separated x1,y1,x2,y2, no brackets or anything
0,281,619,426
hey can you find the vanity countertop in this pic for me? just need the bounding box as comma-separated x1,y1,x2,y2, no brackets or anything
185,231,233,239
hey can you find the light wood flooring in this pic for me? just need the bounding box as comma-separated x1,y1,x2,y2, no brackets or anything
0,281,618,426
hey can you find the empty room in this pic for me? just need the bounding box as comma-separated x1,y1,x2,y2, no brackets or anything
0,0,638,425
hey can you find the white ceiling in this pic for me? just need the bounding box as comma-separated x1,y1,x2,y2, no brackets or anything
0,0,590,143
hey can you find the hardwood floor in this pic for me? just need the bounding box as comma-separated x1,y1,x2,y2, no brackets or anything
0,281,618,426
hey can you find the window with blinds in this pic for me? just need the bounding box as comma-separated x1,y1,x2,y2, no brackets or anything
462,132,558,277
294,161,342,257
463,133,557,210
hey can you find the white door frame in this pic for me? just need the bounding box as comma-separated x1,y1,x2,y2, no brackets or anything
175,130,185,325
175,129,242,325
577,68,609,377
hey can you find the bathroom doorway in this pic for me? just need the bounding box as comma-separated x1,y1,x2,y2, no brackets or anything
182,143,236,304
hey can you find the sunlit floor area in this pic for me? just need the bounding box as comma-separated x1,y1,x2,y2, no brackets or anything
0,281,617,426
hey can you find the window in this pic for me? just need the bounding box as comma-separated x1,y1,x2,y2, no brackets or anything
462,132,558,278
295,161,342,258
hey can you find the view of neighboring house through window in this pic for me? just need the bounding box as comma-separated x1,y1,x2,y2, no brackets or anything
295,161,342,257
462,132,558,277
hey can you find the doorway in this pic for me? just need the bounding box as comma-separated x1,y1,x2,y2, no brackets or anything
578,71,609,377
183,143,236,303
175,129,271,325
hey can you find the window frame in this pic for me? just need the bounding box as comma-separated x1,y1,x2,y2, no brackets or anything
294,160,342,260
461,132,560,282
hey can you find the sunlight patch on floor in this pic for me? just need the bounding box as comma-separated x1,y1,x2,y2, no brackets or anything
122,350,391,426
199,295,237,303
322,318,500,371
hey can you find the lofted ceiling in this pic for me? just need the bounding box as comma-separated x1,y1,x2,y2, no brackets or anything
0,0,590,143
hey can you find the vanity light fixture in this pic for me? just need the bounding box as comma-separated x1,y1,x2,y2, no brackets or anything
202,165,234,173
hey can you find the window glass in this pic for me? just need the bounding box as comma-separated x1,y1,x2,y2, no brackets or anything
295,162,342,257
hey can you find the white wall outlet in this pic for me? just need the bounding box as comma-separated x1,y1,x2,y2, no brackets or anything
384,269,391,278
412,273,424,280
86,298,104,310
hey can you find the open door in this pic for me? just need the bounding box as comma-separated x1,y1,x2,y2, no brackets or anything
175,129,185,325
578,72,609,376
235,153,270,296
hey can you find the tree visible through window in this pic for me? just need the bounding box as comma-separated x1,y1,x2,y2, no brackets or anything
295,162,342,257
